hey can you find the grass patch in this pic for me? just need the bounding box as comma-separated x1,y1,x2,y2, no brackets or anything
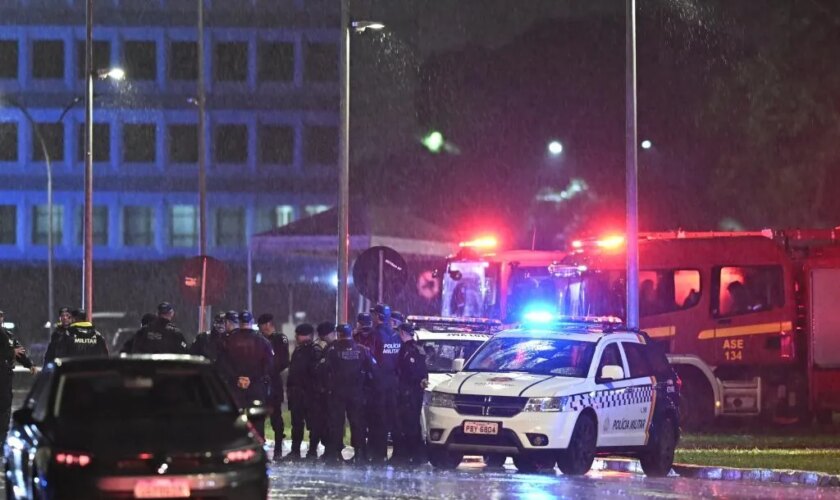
681,432,840,450
263,409,350,444
675,449,840,475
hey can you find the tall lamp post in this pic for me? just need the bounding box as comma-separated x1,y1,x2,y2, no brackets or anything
82,0,94,320
337,0,384,323
625,0,640,329
197,0,209,333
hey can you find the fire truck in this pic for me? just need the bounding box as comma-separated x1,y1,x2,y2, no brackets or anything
548,229,840,429
439,237,566,324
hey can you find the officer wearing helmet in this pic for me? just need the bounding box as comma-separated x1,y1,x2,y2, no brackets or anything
216,310,274,438
322,323,376,464
190,312,226,362
370,303,401,463
310,322,337,459
44,306,73,364
54,309,109,358
130,302,188,354
392,322,429,465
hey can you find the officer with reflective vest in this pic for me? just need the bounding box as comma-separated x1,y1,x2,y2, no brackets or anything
54,309,109,358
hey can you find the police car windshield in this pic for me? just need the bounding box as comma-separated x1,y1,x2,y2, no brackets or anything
464,337,596,377
419,339,485,373
54,369,236,420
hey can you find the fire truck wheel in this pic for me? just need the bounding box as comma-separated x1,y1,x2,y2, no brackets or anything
557,412,597,476
640,414,678,477
678,373,714,431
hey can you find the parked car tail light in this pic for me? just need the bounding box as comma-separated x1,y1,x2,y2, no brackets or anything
54,451,92,467
224,447,260,464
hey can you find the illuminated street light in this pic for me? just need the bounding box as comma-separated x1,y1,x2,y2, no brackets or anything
547,140,564,156
351,20,385,33
422,130,445,153
97,67,125,80
641,139,652,150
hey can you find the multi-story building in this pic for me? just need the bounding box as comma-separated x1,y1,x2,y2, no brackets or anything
0,0,338,265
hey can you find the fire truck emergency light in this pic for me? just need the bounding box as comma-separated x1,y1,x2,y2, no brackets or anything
596,235,625,250
459,236,498,249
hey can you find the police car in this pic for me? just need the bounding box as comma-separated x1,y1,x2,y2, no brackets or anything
425,317,680,476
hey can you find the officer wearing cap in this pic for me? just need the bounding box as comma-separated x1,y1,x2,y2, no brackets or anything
217,310,274,439
54,309,109,358
310,322,337,459
285,323,317,461
257,313,290,460
223,310,239,337
352,312,382,462
392,322,429,465
0,309,36,442
44,306,73,364
390,311,405,330
190,312,226,363
131,302,189,354
322,323,376,464
369,303,401,463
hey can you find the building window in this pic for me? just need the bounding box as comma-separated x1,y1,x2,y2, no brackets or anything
258,41,293,82
255,205,295,233
77,123,110,162
214,124,247,164
305,126,338,165
124,41,156,80
214,42,248,82
0,123,17,161
123,124,156,163
168,41,197,81
32,204,63,245
75,206,108,246
32,40,64,79
259,125,293,165
123,206,154,246
33,123,64,162
0,205,16,244
305,205,330,216
304,43,337,82
169,205,197,248
215,207,244,247
0,40,19,79
168,124,198,164
76,40,110,79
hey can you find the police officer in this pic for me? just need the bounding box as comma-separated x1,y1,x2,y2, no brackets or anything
120,313,155,354
392,322,429,465
323,324,375,464
190,312,225,362
217,311,274,439
0,310,36,442
370,304,401,463
390,311,405,330
54,309,109,358
257,313,290,460
285,323,318,461
310,322,336,460
130,302,188,354
223,310,239,338
44,306,73,364
352,313,382,462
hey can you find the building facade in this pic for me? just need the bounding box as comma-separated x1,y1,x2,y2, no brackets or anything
0,0,338,264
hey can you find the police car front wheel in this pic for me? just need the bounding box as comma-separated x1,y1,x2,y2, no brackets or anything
557,412,597,476
513,452,555,473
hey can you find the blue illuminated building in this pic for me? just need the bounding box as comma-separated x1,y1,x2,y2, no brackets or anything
0,0,339,264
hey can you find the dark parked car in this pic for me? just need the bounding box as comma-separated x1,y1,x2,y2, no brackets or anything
4,355,268,499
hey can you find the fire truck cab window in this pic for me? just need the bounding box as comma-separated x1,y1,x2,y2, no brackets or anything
715,266,784,317
639,269,701,317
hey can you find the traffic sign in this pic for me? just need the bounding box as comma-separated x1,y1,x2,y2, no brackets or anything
352,246,408,303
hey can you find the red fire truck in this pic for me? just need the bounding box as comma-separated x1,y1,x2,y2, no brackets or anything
550,229,840,429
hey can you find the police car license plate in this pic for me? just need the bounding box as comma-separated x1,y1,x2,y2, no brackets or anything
133,479,190,499
463,421,499,435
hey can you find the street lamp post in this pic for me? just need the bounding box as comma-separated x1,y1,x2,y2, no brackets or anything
82,0,94,320
625,0,640,329
197,0,209,333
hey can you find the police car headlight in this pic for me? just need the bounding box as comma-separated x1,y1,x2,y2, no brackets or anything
524,396,570,412
429,391,456,409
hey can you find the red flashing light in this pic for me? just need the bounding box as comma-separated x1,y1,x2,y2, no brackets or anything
459,236,498,249
55,452,92,467
571,240,583,249
225,448,258,463
596,235,625,250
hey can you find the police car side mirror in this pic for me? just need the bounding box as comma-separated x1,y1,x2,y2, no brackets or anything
599,365,624,382
452,358,465,372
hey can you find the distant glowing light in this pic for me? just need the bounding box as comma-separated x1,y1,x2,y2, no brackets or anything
352,21,386,33
641,140,652,150
596,235,625,250
99,67,125,80
330,273,339,288
571,240,583,249
523,309,556,324
459,236,498,249
547,140,564,156
422,131,445,153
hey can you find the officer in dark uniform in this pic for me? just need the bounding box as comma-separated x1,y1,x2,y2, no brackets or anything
323,324,375,464
190,312,225,362
352,313,381,462
120,312,155,354
392,322,429,465
0,310,36,442
285,323,318,461
223,310,239,338
217,310,274,439
257,313,290,460
44,306,73,364
54,309,109,358
131,302,189,354
390,311,405,330
370,304,401,463
310,322,336,460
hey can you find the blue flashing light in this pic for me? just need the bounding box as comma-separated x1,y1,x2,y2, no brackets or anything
522,309,556,324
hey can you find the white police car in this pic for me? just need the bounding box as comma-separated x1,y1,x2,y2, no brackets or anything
425,319,680,476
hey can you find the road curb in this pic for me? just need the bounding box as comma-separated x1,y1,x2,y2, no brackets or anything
599,458,840,487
